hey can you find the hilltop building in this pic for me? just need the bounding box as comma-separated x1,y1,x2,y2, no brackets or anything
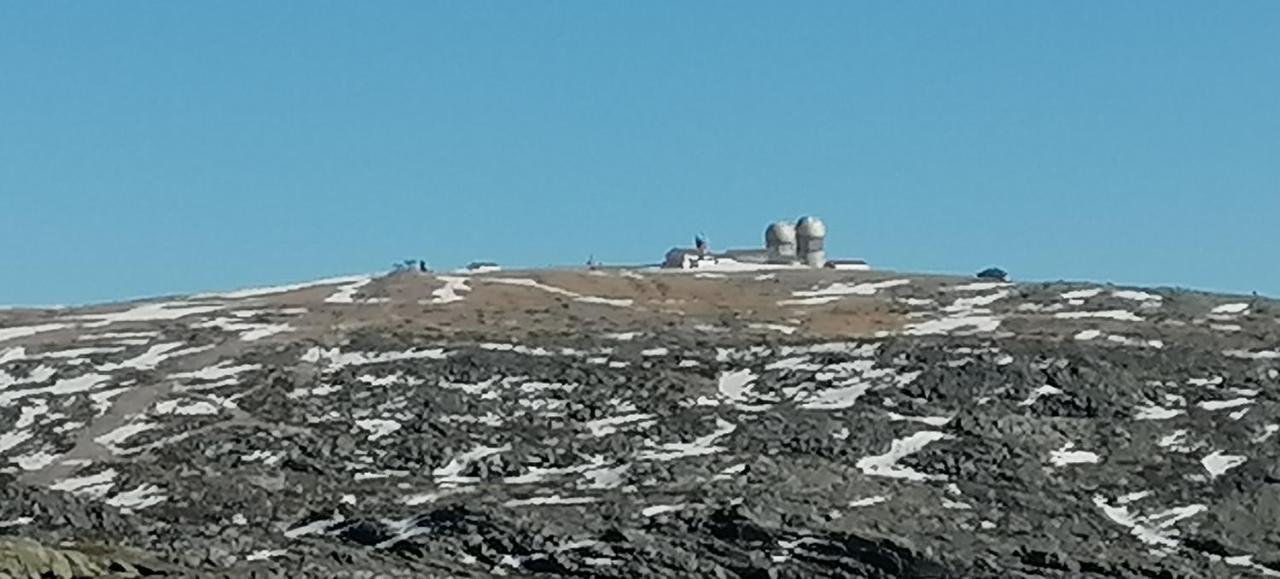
663,216,867,270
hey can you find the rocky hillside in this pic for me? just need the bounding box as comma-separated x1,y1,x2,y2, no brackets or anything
1,268,1278,578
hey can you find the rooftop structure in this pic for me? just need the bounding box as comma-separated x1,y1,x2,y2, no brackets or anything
663,216,866,270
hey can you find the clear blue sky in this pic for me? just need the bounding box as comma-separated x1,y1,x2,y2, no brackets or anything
3,2,1278,305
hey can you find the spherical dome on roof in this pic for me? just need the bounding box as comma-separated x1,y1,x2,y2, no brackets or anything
796,216,826,238
765,221,797,245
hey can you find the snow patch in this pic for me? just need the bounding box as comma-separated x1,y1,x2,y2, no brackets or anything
856,431,952,481
323,278,374,304
355,419,401,441
1054,310,1143,322
1093,496,1205,548
79,303,224,327
1050,443,1100,466
791,279,910,299
1019,385,1063,406
1211,303,1249,314
430,277,471,304
106,484,166,512
0,323,73,343
1201,451,1246,478
1112,290,1162,302
196,275,370,299
1060,288,1103,300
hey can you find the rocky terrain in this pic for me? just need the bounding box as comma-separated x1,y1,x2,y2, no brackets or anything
2,267,1278,578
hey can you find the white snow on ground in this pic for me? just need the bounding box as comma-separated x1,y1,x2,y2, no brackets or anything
717,369,757,402
78,303,225,327
903,315,1001,336
887,413,952,427
433,444,512,483
195,275,371,299
1221,555,1280,578
947,282,1010,292
242,450,284,465
0,323,73,343
323,278,373,304
791,279,910,299
1158,430,1192,453
943,291,1010,312
1198,398,1254,411
106,484,166,512
637,418,736,461
1255,425,1280,443
1201,451,1246,478
641,504,687,517
1211,303,1250,314
31,346,126,359
855,431,953,481
1105,335,1164,349
1187,376,1224,387
749,323,798,335
584,414,656,437
1135,406,1183,420
302,346,447,369
194,317,293,342
95,421,158,451
480,343,554,356
1093,496,1206,548
15,400,48,429
154,399,222,416
1224,349,1280,360
777,296,842,306
484,277,633,307
1054,310,1144,322
1019,385,1063,406
800,374,914,412
1074,330,1102,341
580,463,630,490
1050,443,1100,466
100,343,215,372
0,517,33,528
641,347,669,357
0,364,56,390
780,342,881,357
430,276,471,304
1112,290,1163,302
0,431,32,454
848,496,889,508
11,450,59,471
170,362,260,382
0,346,25,364
0,373,111,407
606,332,639,341
246,550,289,562
1060,288,1103,300
765,356,821,372
88,387,129,414
50,469,118,498
355,419,402,441
503,495,598,507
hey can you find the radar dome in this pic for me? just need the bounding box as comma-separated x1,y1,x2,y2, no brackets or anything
796,216,827,238
765,222,797,246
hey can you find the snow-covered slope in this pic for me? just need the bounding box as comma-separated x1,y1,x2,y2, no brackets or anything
1,269,1278,577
